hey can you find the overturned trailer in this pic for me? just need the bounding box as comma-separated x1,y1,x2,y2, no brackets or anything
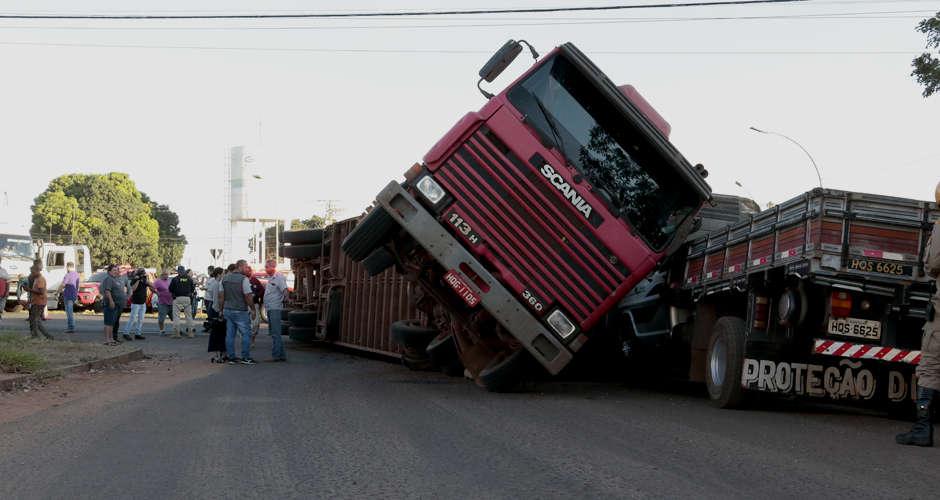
281,218,443,369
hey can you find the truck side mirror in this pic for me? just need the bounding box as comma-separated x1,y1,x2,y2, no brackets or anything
479,40,523,84
476,39,539,99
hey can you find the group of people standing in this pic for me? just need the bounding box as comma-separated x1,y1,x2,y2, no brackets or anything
203,258,287,364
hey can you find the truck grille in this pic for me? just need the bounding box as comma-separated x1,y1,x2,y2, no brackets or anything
434,127,627,325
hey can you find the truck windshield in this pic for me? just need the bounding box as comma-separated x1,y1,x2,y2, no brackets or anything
0,235,33,259
507,54,701,250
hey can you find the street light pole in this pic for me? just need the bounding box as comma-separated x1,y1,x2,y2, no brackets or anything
750,126,823,189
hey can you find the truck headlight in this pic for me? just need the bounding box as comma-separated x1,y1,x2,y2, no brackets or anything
416,175,446,204
547,310,576,339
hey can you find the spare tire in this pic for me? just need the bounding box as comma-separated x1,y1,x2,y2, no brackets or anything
362,246,397,276
288,310,317,327
282,228,324,245
281,243,328,259
390,320,438,350
341,206,398,262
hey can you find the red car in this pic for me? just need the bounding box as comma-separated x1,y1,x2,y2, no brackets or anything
77,270,156,313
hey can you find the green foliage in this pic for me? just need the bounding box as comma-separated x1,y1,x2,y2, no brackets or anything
0,334,45,373
30,173,173,270
141,193,187,271
912,11,940,97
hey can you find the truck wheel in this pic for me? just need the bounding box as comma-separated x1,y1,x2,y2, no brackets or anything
289,326,318,342
341,206,398,262
478,350,532,392
426,333,464,376
401,347,436,371
288,311,317,327
390,319,438,350
281,243,327,259
282,228,324,245
92,298,103,314
362,247,396,276
325,289,343,340
705,316,748,408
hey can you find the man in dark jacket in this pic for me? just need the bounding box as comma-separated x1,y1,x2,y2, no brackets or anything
169,265,196,338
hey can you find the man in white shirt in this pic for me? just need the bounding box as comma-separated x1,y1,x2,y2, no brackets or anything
262,259,288,362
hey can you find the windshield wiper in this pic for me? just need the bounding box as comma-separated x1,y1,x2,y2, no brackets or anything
530,94,570,166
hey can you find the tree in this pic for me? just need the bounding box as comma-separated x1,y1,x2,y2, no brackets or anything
31,173,161,269
912,11,940,97
141,193,187,272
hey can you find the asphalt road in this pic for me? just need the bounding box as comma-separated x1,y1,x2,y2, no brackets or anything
0,311,937,499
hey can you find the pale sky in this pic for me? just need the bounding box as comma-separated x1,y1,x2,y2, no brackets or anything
1,0,938,270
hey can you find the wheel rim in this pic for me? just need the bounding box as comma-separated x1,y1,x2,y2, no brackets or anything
709,334,727,387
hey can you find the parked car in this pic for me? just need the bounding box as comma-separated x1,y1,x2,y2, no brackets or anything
77,271,108,313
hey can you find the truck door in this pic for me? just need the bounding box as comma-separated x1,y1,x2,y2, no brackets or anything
45,250,67,304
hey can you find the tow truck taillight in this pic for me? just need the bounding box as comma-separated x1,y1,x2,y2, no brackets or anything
830,291,852,318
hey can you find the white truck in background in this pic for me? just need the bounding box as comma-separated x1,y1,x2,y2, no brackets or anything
1,230,34,311
39,244,92,308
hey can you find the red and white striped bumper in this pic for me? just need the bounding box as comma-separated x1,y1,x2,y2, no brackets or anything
813,339,920,364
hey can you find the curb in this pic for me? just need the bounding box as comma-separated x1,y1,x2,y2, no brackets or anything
0,348,146,392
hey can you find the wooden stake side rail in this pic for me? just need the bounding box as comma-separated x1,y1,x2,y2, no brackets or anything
681,188,940,290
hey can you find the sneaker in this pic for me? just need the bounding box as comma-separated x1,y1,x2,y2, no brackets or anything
63,329,75,334
170,334,181,339
227,357,238,365
264,358,287,363
159,330,166,336
134,335,146,340
240,357,256,365
122,334,133,341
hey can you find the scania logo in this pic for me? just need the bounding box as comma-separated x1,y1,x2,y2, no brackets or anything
540,164,594,219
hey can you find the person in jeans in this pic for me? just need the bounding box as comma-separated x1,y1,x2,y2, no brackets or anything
169,266,196,338
28,263,54,340
60,262,80,333
121,268,154,340
262,259,288,362
219,259,257,364
153,270,175,335
101,264,127,345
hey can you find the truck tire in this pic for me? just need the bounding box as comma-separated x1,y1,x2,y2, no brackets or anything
705,316,748,409
390,319,438,350
325,289,343,340
92,298,103,314
341,206,398,262
281,243,327,259
280,309,291,322
289,326,318,342
362,247,396,276
282,228,324,245
478,350,531,392
426,333,464,376
401,347,436,371
288,311,317,327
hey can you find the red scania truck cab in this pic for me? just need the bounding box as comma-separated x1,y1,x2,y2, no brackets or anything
343,41,712,389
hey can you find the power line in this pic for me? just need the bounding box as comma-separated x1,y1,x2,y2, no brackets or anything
0,0,808,20
0,40,918,55
0,9,930,31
